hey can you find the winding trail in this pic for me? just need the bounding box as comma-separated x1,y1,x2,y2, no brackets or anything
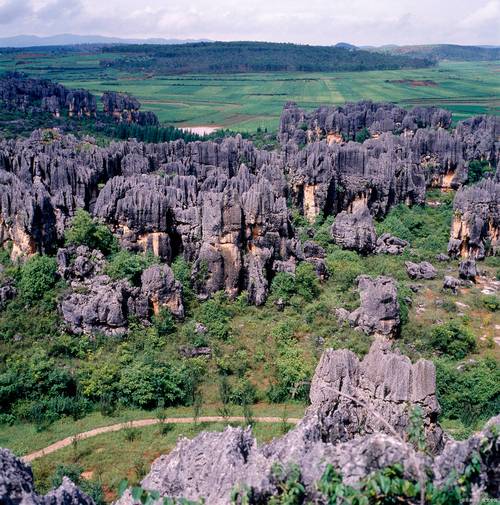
22,416,301,463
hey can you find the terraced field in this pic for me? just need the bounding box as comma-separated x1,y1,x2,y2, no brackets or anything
0,51,498,131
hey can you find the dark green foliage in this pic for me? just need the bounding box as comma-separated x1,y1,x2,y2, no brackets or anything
467,160,494,184
269,464,305,505
430,321,476,359
269,262,320,306
481,294,499,312
65,209,117,255
152,308,176,336
18,255,58,304
113,122,201,143
171,256,196,309
105,250,158,285
196,293,231,340
436,358,500,426
104,41,433,75
325,247,363,291
375,192,453,255
355,127,371,143
229,378,257,406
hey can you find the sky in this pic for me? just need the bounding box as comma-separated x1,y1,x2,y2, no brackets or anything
0,0,499,46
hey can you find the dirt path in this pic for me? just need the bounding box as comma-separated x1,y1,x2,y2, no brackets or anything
22,416,301,463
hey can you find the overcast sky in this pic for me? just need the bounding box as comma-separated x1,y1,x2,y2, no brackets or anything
1,0,499,46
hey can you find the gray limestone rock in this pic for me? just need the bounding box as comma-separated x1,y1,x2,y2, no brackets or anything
348,275,400,336
405,261,437,280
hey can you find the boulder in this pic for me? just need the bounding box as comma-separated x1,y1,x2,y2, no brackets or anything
405,261,437,280
375,233,408,255
348,275,400,336
60,275,148,335
458,259,477,282
331,205,377,254
443,275,461,293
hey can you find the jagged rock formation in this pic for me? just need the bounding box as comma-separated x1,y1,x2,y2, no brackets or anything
0,72,96,118
0,282,16,309
330,205,377,254
343,275,400,336
278,100,452,145
61,274,148,335
101,91,159,126
0,98,498,303
57,246,106,282
0,448,94,505
141,264,184,318
459,259,478,281
115,339,500,504
405,261,437,280
448,179,500,259
374,233,408,255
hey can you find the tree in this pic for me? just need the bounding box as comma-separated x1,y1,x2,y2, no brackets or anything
18,254,58,303
467,160,493,184
355,127,371,143
65,209,117,255
430,321,476,359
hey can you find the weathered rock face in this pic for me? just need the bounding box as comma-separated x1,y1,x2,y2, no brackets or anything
1,99,498,303
448,179,500,259
141,264,184,318
0,282,16,309
459,259,478,281
57,245,106,281
330,205,377,254
0,448,94,505
0,72,96,118
115,340,500,505
405,261,437,280
278,100,452,145
375,233,408,255
443,275,461,293
348,275,400,336
101,91,159,126
60,275,148,335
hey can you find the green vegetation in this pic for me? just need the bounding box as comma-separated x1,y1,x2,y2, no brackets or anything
430,321,477,359
103,41,432,75
65,209,117,255
0,52,497,130
105,250,158,285
17,254,58,304
467,159,494,184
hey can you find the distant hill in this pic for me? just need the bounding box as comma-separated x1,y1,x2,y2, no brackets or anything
0,34,210,48
373,44,500,61
101,41,434,75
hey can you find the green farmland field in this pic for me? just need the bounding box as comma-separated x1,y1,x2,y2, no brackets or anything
0,50,498,131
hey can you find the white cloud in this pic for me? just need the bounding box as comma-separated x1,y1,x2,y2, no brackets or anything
0,0,498,45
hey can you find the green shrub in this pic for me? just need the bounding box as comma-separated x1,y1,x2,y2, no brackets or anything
196,293,231,340
230,378,257,405
436,357,500,426
171,256,196,308
65,208,117,255
481,294,499,312
152,308,176,336
117,361,199,409
467,160,494,184
105,250,158,285
430,321,476,359
269,262,319,305
18,254,58,304
270,272,296,304
355,127,371,143
326,247,363,291
295,262,320,302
